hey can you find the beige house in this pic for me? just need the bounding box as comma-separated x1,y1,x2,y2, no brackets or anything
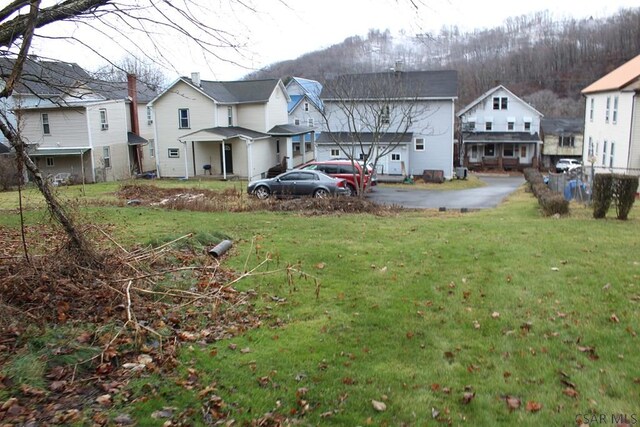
15,64,156,183
149,73,314,180
540,118,584,170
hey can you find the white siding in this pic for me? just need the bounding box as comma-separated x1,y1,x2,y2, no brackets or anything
237,103,266,133
266,85,289,130
630,95,640,170
153,81,216,177
21,107,89,147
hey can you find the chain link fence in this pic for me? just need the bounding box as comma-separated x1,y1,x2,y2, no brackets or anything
546,166,640,204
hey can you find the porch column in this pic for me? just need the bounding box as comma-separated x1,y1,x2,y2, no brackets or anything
221,141,227,180
181,140,189,179
245,138,253,181
312,131,317,160
301,135,306,164
286,137,293,170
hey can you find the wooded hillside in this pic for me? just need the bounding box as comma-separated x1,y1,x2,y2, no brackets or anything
245,8,640,117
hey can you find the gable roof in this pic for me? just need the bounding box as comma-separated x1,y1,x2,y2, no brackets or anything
322,70,458,100
286,77,323,111
541,118,584,135
457,85,543,118
582,54,640,94
0,58,157,103
179,126,271,142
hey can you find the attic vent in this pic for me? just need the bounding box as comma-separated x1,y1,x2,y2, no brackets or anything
101,123,109,130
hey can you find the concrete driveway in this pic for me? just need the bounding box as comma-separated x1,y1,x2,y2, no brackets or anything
365,175,526,209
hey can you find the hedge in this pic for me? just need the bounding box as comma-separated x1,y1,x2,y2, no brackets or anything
612,174,639,220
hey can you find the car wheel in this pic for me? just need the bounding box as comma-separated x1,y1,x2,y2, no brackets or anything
313,188,329,198
345,184,357,197
254,186,270,199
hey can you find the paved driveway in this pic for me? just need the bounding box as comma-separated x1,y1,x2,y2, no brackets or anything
365,175,526,209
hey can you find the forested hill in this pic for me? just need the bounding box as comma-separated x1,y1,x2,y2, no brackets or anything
244,8,640,117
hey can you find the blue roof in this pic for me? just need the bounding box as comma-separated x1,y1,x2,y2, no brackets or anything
289,77,323,111
288,94,304,113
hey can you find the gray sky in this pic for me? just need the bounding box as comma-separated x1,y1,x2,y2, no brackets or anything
29,0,640,81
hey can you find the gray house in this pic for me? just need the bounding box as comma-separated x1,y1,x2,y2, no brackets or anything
318,70,458,179
540,118,584,170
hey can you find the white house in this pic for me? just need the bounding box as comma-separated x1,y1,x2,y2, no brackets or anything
11,60,156,183
457,85,543,170
149,73,314,180
317,70,458,179
581,54,640,174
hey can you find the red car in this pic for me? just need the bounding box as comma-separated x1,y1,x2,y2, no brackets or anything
298,160,372,196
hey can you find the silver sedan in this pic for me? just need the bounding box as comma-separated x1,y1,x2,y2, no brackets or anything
248,170,349,199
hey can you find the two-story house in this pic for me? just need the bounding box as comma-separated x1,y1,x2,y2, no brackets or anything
317,70,458,179
458,85,543,170
150,73,313,180
9,59,156,183
540,118,584,170
286,77,323,160
581,54,640,173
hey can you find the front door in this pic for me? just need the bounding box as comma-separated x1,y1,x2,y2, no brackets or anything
388,152,403,175
221,144,233,174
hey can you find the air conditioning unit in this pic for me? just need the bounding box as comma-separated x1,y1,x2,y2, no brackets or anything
147,120,153,125
101,123,109,130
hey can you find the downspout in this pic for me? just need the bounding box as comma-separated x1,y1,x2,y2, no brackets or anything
180,139,189,179
85,105,96,182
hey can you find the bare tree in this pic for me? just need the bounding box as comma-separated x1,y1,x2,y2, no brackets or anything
92,55,167,91
319,69,443,195
0,0,262,265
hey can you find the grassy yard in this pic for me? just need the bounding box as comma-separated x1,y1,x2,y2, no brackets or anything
1,181,639,425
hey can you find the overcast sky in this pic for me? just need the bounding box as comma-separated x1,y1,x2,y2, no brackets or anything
28,0,640,82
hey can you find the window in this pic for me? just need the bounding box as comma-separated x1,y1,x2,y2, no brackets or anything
589,98,594,122
305,142,311,152
471,145,478,158
613,96,618,124
41,113,50,135
493,97,508,110
503,145,514,157
602,141,607,165
103,146,111,168
605,97,610,123
485,121,493,131
468,120,475,131
293,143,300,153
100,109,108,130
149,144,155,158
178,108,190,129
304,102,309,112
415,138,425,151
227,106,233,126
294,118,300,125
146,106,153,124
520,145,527,157
307,118,314,127
559,136,575,147
524,121,531,131
330,149,340,157
391,153,401,161
381,106,390,124
45,157,54,167
610,142,615,167
507,121,514,131
168,148,180,158
484,144,495,156
588,137,594,157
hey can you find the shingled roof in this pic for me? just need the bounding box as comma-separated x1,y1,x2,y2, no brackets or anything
186,77,281,104
582,54,640,94
322,70,458,100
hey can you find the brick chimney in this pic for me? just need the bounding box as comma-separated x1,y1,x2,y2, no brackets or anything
127,73,140,135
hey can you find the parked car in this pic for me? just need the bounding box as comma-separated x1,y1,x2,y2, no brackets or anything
555,158,582,173
298,160,372,196
247,170,348,199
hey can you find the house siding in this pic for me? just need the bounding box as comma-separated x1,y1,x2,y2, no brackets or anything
237,103,266,133
86,101,130,181
582,92,634,171
153,81,217,177
266,85,289,131
630,95,640,170
21,107,89,148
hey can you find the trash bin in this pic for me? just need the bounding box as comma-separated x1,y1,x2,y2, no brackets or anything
455,167,468,180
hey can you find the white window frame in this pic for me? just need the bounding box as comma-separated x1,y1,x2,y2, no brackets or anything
414,138,425,151
485,121,493,131
149,144,155,158
41,113,50,135
307,118,314,127
391,153,401,161
304,102,309,112
610,142,615,168
589,98,594,122
507,121,514,131
168,148,180,158
330,148,340,157
99,108,109,130
381,106,390,125
102,146,111,168
146,106,153,125
605,97,610,123
588,136,594,157
178,108,190,129
524,121,531,131
602,140,607,165
612,96,618,124
468,121,475,131
227,106,233,126
294,118,300,126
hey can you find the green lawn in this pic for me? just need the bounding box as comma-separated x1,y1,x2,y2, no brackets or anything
1,181,639,425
